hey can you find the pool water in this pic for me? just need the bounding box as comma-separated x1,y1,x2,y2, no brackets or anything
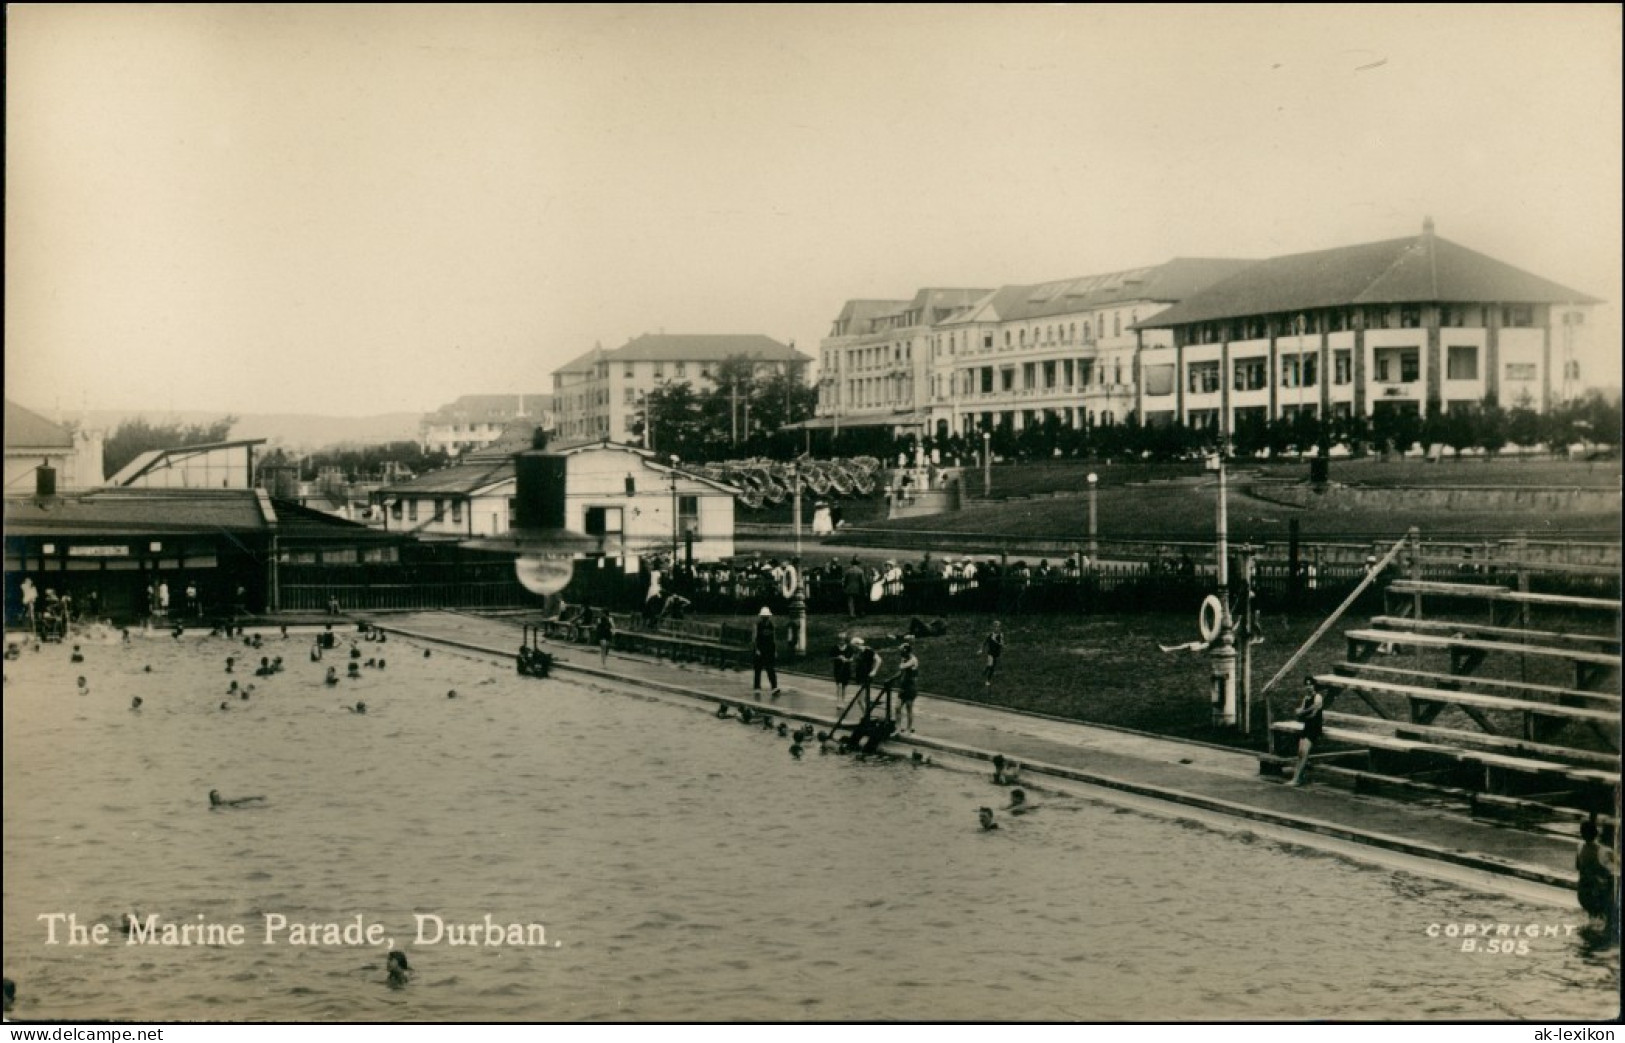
2,628,1617,1022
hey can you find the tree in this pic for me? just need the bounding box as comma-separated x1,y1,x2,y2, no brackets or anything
103,416,237,480
631,382,704,460
1476,398,1508,459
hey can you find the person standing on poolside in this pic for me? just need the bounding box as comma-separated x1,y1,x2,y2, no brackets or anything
594,610,615,667
892,641,920,734
1290,676,1325,786
753,607,781,699
851,637,880,710
981,621,1004,689
831,630,853,706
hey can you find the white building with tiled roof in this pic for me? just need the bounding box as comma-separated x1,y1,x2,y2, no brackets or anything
4,400,105,496
1134,219,1603,432
420,393,553,458
551,334,809,445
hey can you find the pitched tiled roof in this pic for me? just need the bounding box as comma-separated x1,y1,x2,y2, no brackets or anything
3,488,271,535
610,334,807,363
1138,232,1601,329
423,394,553,425
376,460,515,497
831,299,912,333
955,258,1256,324
4,400,74,450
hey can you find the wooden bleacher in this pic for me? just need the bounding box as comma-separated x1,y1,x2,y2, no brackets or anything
1268,573,1622,829
613,617,753,669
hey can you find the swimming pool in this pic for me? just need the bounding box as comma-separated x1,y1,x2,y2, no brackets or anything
2,627,1617,1021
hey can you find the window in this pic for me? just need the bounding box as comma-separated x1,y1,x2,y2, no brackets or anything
653,364,664,379
451,500,463,524
1502,305,1534,328
1042,360,1056,389
583,506,624,537
983,333,994,350
625,388,636,404
1084,321,1092,341
1334,350,1352,386
980,367,994,394
1374,349,1419,384
678,495,700,538
1400,305,1422,329
1188,361,1221,394
1144,363,1176,397
407,499,419,522
390,500,402,520
1022,363,1036,389
1000,368,1016,392
1233,359,1267,391
433,499,445,522
624,364,635,378
1114,314,1121,337
1505,363,1537,381
1446,346,1479,380
1282,354,1318,388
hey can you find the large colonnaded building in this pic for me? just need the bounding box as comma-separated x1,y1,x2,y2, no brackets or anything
814,221,1600,440
551,333,811,445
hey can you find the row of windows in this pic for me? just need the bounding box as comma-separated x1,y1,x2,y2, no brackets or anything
1185,305,1542,346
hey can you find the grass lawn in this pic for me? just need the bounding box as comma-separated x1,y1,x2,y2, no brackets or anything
723,606,1360,749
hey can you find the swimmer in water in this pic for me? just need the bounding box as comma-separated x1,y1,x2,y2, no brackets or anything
310,643,322,663
777,722,789,737
220,701,230,710
978,807,999,831
71,645,85,663
131,696,143,710
208,789,266,808
446,689,457,699
347,662,361,677
424,649,432,658
324,667,340,685
377,658,386,670
347,701,367,714
992,754,1022,787
790,741,804,759
387,950,412,987
1006,788,1033,815
228,681,240,694
76,676,89,696
240,689,250,701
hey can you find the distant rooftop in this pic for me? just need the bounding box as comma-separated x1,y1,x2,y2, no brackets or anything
424,394,553,425
4,400,74,450
554,334,808,374
1137,223,1601,329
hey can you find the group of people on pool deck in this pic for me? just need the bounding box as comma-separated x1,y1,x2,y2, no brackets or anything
825,626,921,732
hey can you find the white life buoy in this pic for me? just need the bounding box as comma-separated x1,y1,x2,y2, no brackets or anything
779,565,798,598
1198,595,1224,644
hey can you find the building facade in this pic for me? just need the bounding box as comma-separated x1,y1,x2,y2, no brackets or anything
1134,220,1601,433
4,400,105,495
551,334,810,445
421,394,553,458
814,260,1253,440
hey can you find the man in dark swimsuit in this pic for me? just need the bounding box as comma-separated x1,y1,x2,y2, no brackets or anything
1291,676,1325,786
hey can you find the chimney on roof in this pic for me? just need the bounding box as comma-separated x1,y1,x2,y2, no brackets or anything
36,460,57,500
1422,215,1435,238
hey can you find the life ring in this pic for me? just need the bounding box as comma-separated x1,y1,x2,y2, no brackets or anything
1198,595,1224,644
779,565,798,598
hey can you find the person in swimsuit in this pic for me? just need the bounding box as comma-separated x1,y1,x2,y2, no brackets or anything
982,622,1004,689
893,641,920,734
831,631,853,705
1291,676,1325,786
978,807,999,831
1576,816,1619,932
594,611,615,667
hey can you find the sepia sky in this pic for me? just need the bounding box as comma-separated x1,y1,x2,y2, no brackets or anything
6,4,1621,418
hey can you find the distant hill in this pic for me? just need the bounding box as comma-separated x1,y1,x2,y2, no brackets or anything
63,410,423,450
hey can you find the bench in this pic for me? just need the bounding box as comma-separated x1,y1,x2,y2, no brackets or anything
1368,615,1620,653
1346,628,1622,690
1333,662,1620,709
614,617,752,669
1313,672,1620,749
1271,718,1619,795
1385,581,1623,631
1322,710,1621,771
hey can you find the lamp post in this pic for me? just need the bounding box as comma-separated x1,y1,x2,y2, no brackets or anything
1086,472,1099,559
669,455,680,566
1210,451,1237,728
982,429,992,497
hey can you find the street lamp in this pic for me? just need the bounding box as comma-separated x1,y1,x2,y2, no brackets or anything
669,455,681,566
982,429,992,497
1086,472,1099,559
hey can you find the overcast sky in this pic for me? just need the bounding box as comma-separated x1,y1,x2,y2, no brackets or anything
7,4,1621,418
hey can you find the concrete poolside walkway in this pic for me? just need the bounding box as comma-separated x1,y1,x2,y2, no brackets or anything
371,610,1589,895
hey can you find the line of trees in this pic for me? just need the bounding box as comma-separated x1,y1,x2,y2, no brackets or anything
629,354,818,462
633,383,1621,468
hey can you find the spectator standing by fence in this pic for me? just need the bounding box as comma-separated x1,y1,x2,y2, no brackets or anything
753,607,781,699
843,557,867,619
